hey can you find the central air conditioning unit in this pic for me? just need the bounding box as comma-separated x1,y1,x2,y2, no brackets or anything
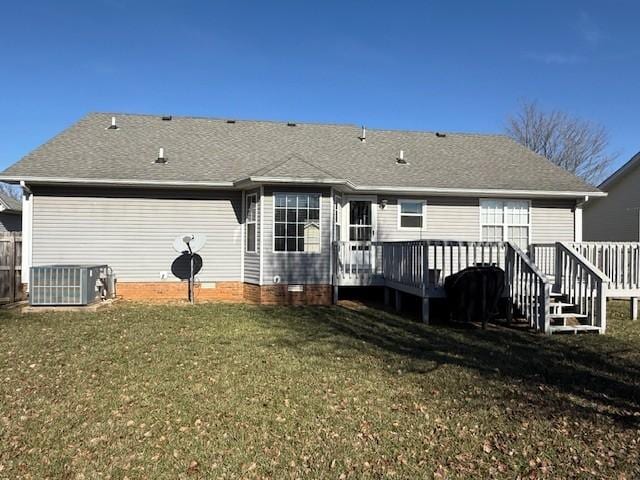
29,265,115,306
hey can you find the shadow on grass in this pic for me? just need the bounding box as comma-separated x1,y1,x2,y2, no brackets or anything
255,303,640,428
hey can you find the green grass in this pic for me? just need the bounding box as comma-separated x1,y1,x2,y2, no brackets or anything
1,300,639,479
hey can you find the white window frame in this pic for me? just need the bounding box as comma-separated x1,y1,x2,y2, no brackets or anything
272,192,322,254
397,199,427,230
479,198,532,249
245,193,258,253
334,193,342,241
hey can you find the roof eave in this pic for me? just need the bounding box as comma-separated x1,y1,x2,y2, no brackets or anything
0,175,605,199
598,151,640,190
0,175,235,189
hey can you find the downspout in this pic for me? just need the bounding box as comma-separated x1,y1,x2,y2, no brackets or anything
574,195,588,242
20,180,33,290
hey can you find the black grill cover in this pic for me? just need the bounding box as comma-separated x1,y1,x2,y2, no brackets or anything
444,266,505,324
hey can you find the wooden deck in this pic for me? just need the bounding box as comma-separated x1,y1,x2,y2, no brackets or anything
333,240,627,334
333,240,551,331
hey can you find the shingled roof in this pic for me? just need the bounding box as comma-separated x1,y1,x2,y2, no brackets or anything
0,190,21,212
0,112,601,195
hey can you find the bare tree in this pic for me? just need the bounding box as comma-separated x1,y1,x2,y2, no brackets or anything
0,182,21,200
506,101,615,185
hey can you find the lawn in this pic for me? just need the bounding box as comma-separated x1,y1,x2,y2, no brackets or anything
1,300,639,479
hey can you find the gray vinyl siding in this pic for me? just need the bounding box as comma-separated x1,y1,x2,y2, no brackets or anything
243,189,261,284
377,196,479,241
531,199,576,243
0,212,21,232
376,196,575,244
31,188,242,282
262,186,331,285
584,165,640,241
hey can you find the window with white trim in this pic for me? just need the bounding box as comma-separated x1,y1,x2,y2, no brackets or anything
246,193,258,252
274,193,321,252
398,199,425,229
480,199,530,250
334,194,342,241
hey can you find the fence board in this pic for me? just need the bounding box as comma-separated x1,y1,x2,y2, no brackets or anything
0,232,24,304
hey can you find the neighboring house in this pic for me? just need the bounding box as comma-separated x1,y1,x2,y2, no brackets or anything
584,151,640,241
0,190,22,232
0,112,603,305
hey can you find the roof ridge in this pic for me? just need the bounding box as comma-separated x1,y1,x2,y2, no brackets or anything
251,154,337,178
88,112,506,137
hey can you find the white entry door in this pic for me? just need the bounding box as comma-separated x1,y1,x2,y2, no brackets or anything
344,196,377,273
345,196,377,242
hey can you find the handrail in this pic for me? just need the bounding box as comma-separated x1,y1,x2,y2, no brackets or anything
555,242,608,333
567,241,640,293
505,242,552,333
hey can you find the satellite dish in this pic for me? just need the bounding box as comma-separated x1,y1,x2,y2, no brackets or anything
173,233,207,253
171,234,207,305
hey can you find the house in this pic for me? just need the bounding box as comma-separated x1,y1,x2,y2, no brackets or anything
584,151,640,241
0,190,22,232
0,113,603,311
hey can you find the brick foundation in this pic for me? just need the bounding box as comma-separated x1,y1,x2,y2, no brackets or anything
116,281,244,302
116,281,333,305
244,283,332,305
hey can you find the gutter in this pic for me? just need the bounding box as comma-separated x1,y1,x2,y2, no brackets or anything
0,175,235,189
0,174,606,199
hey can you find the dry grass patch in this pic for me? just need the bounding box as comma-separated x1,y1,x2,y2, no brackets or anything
0,300,639,478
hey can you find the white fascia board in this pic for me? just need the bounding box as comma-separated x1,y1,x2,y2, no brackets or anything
244,176,605,198
0,175,606,199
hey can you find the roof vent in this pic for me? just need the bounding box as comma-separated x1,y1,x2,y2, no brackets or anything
287,122,297,127
226,119,236,124
435,132,447,138
359,126,366,143
155,147,167,164
162,115,172,121
107,116,118,130
396,150,408,164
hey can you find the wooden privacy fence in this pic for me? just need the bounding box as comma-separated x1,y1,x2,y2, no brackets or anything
0,232,24,304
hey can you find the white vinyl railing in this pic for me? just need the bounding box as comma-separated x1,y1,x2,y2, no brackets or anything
568,242,640,294
530,243,556,279
505,242,552,333
333,240,507,292
531,242,640,296
555,242,609,332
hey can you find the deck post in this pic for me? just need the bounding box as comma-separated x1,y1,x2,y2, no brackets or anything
333,285,339,304
395,290,402,312
505,297,513,324
384,287,390,306
631,297,638,321
421,296,429,324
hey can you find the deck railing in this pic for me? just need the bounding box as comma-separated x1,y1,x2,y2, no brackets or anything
568,242,640,295
333,240,507,293
334,240,551,332
530,243,556,278
555,242,609,333
505,242,551,332
531,242,640,297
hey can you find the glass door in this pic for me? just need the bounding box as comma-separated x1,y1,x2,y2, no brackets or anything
349,200,374,242
345,197,377,273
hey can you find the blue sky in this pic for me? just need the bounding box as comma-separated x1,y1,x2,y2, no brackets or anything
0,0,637,176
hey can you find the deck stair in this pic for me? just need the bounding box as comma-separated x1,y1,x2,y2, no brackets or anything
547,290,595,334
333,240,612,334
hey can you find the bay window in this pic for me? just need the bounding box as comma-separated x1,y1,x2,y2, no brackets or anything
245,193,258,252
274,193,321,252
